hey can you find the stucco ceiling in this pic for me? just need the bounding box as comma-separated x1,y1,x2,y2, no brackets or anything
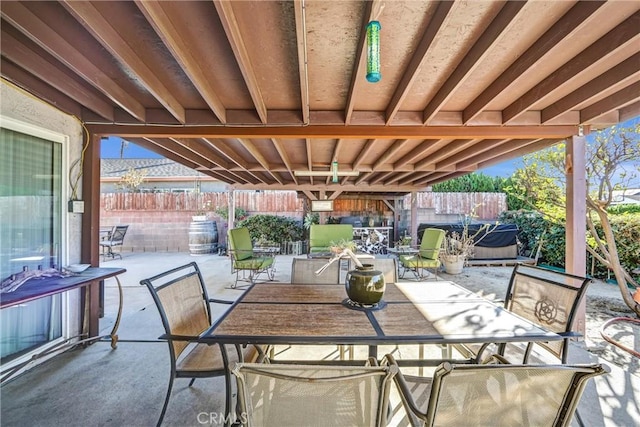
1,1,639,198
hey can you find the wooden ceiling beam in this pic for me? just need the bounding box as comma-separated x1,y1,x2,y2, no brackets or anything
62,1,186,124
385,1,455,125
542,52,640,123
1,1,146,120
271,138,298,184
87,124,581,139
1,60,83,118
136,0,227,123
463,1,606,124
580,81,640,123
474,139,559,173
352,139,376,170
436,139,511,170
294,0,310,125
503,12,640,123
371,140,406,169
422,1,525,124
385,1,455,124
0,30,114,120
237,138,282,185
345,0,382,124
398,171,433,186
393,139,446,169
414,139,477,169
213,0,267,123
201,138,264,183
232,183,427,192
383,171,412,185
128,137,237,184
620,100,640,122
169,138,232,170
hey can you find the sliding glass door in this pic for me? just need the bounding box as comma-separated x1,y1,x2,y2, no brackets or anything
0,127,64,361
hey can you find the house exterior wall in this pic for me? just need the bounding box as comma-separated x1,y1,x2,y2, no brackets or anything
1,81,85,357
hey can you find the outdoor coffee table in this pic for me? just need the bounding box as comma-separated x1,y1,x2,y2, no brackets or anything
199,280,562,366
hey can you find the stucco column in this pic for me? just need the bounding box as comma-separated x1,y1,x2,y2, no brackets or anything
566,135,587,336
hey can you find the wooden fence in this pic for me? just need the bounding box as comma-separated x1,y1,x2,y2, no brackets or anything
100,191,506,252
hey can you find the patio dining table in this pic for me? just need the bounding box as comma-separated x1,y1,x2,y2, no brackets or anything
199,280,562,365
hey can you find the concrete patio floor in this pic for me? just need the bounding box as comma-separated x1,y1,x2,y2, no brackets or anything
1,251,638,426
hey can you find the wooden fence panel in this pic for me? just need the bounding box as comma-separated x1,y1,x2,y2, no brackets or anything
100,191,506,252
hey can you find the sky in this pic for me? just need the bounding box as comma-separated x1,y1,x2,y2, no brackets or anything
101,116,638,179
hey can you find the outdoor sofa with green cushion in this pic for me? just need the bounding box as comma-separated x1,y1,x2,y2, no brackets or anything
227,227,275,288
308,224,354,254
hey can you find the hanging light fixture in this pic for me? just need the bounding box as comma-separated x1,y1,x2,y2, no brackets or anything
366,20,381,83
331,161,339,183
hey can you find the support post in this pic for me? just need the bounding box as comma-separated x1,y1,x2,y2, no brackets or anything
566,136,587,336
410,192,418,245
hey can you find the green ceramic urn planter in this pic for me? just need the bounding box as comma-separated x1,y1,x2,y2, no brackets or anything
345,264,385,305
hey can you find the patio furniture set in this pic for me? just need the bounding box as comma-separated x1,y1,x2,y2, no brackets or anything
138,229,608,426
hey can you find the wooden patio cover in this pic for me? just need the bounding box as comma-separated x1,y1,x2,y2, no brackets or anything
1,0,638,198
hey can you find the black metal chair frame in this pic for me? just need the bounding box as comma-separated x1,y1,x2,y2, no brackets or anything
384,353,609,427
140,262,267,426
100,225,129,260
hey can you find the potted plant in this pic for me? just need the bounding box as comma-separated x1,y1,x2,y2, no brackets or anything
328,238,357,255
441,221,494,274
441,230,475,275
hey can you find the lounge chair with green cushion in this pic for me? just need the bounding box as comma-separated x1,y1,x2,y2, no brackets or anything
228,227,275,288
399,228,445,280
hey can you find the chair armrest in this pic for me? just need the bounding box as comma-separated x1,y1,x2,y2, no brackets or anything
209,298,234,305
158,333,200,342
482,353,511,364
381,353,429,422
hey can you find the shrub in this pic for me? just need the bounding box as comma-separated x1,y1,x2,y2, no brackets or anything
237,214,304,244
497,210,548,258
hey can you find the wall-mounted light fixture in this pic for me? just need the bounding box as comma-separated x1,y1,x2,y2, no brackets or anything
366,20,381,83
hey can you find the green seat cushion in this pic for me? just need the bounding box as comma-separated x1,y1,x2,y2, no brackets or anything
234,256,274,270
309,246,331,253
399,255,440,268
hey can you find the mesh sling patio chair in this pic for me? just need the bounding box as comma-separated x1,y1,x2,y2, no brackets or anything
290,257,340,284
399,228,445,280
231,360,398,427
99,225,128,260
227,227,275,288
383,354,608,427
452,264,593,364
289,257,345,359
140,262,270,426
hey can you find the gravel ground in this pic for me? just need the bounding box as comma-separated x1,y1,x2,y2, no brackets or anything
438,266,639,375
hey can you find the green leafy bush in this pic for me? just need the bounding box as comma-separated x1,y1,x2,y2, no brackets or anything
237,214,304,244
608,204,640,215
497,210,548,257
499,209,640,282
588,214,640,281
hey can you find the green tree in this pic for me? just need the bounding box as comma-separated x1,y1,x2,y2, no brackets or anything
432,172,500,192
505,122,640,315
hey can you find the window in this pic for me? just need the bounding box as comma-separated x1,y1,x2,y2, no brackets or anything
0,124,65,361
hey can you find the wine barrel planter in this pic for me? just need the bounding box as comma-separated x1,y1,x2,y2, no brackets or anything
189,220,218,255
